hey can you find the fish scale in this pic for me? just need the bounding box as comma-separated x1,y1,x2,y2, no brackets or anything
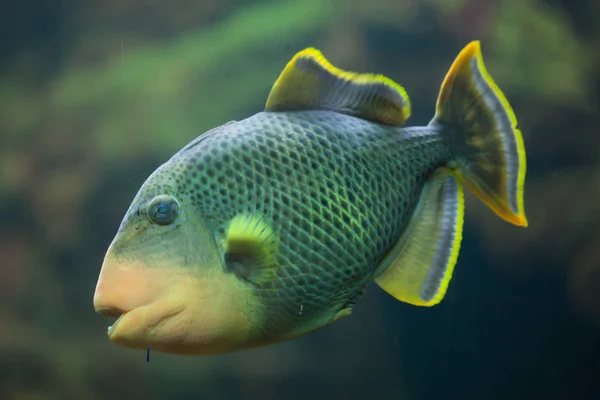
173,109,450,337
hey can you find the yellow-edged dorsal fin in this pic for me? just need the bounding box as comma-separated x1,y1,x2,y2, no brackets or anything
374,170,464,306
265,48,411,126
224,213,279,285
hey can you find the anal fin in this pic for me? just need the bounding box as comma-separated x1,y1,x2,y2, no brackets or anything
374,170,464,306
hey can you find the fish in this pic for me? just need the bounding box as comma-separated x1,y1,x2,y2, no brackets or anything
93,41,527,356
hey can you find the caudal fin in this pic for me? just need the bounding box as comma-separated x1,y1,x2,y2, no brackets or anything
431,41,528,227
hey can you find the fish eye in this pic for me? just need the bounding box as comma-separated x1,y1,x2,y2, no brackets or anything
147,195,179,226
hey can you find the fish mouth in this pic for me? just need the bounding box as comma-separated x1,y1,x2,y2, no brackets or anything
107,314,124,336
95,306,127,337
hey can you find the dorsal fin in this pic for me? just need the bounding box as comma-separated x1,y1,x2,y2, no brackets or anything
265,48,411,126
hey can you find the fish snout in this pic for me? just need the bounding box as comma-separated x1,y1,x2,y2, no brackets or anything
93,254,156,321
93,244,261,354
93,250,191,349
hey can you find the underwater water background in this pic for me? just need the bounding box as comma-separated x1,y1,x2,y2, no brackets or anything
1,0,599,399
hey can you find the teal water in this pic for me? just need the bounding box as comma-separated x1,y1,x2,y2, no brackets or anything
1,0,599,399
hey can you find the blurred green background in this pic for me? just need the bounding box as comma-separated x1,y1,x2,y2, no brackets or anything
1,0,599,399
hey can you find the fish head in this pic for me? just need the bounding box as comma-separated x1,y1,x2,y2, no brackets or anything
93,163,261,355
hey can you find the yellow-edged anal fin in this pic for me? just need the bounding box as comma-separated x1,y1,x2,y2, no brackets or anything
224,213,280,285
374,170,464,306
265,48,411,126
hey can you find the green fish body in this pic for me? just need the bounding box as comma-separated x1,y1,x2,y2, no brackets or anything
94,41,527,355
163,110,451,339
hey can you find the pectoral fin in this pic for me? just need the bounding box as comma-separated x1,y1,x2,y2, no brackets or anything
223,213,279,285
374,170,464,306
